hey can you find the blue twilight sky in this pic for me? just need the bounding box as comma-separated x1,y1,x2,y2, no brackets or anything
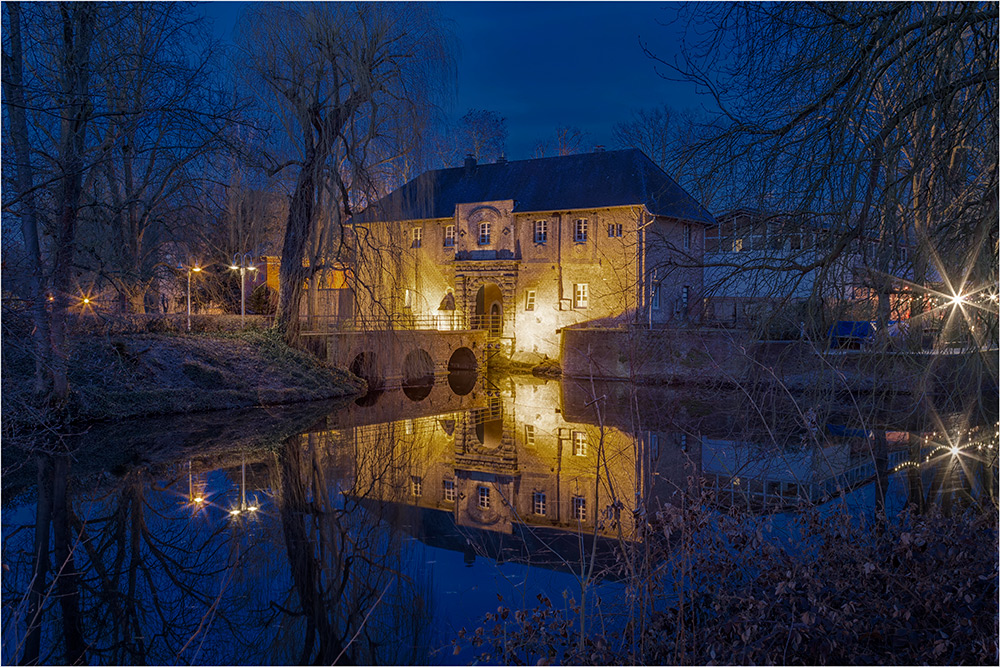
199,1,710,161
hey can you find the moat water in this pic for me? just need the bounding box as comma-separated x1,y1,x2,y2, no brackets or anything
2,374,995,664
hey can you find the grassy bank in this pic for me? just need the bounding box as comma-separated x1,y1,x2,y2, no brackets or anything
2,326,364,437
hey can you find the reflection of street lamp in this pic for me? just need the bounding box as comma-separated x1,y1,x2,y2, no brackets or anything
186,265,202,331
229,453,259,518
230,253,257,327
188,460,205,506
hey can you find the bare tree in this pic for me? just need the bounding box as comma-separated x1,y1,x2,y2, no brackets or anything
238,2,453,343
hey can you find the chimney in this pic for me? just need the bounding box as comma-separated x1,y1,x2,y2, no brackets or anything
464,154,477,175
497,154,507,165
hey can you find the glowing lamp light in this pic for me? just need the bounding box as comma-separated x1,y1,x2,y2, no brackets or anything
247,505,259,512
948,293,966,307
82,297,91,305
949,445,960,456
229,508,241,516
47,295,55,302
193,497,203,504
192,266,202,273
230,264,240,270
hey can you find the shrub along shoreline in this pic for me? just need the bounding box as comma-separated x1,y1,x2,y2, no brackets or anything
2,325,365,438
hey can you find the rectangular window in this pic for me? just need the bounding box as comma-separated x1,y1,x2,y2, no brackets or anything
705,225,719,253
574,218,588,243
572,496,586,521
404,289,414,309
733,238,743,252
682,286,690,312
479,221,491,245
478,485,490,509
443,224,455,247
650,433,659,459
683,224,691,250
443,479,456,502
524,424,536,446
411,476,422,497
651,283,660,310
607,222,622,238
574,283,589,309
411,227,422,248
525,289,536,311
534,220,548,244
533,491,547,516
573,431,587,457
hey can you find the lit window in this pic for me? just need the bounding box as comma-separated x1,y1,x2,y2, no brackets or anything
525,424,536,446
651,283,660,310
533,491,547,516
525,290,536,311
733,238,743,252
573,431,587,456
479,222,491,245
478,485,490,509
411,476,422,497
607,222,622,238
574,283,588,309
572,496,586,521
683,224,691,250
411,227,422,248
534,220,547,244
574,218,588,243
404,289,414,309
444,225,455,247
443,479,456,502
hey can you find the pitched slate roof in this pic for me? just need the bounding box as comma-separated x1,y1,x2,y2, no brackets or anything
353,148,715,225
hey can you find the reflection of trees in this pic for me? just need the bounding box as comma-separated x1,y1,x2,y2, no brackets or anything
272,430,433,665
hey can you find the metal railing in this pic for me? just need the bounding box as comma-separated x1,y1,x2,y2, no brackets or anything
300,313,505,335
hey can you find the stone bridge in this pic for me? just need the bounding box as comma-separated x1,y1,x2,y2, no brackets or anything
300,328,493,395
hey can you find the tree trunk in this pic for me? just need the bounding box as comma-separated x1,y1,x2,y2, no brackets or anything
51,457,85,664
21,457,53,666
275,150,319,345
2,3,53,396
50,3,96,402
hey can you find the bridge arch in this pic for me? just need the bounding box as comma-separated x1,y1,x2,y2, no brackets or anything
402,348,434,401
447,346,478,395
350,351,384,406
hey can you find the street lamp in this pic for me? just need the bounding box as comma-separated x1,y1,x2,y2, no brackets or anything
186,265,202,331
229,453,259,518
230,253,258,327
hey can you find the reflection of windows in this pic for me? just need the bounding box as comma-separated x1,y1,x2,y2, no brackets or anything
683,224,691,250
525,290,536,311
533,491,546,516
650,433,659,459
411,477,422,497
572,496,586,521
651,283,660,310
444,225,455,247
479,222,491,245
411,227,422,248
534,220,548,244
524,424,536,446
443,479,456,502
478,485,490,509
681,286,690,314
404,289,414,309
574,283,588,309
573,431,587,456
607,222,622,238
574,218,588,243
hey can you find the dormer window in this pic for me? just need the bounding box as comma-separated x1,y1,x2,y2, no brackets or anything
574,218,588,243
479,221,491,245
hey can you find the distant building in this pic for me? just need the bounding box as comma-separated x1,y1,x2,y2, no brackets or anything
348,149,714,362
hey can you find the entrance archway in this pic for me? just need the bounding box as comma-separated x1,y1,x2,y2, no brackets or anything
475,283,503,336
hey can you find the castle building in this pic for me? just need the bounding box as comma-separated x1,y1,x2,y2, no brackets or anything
350,149,714,363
